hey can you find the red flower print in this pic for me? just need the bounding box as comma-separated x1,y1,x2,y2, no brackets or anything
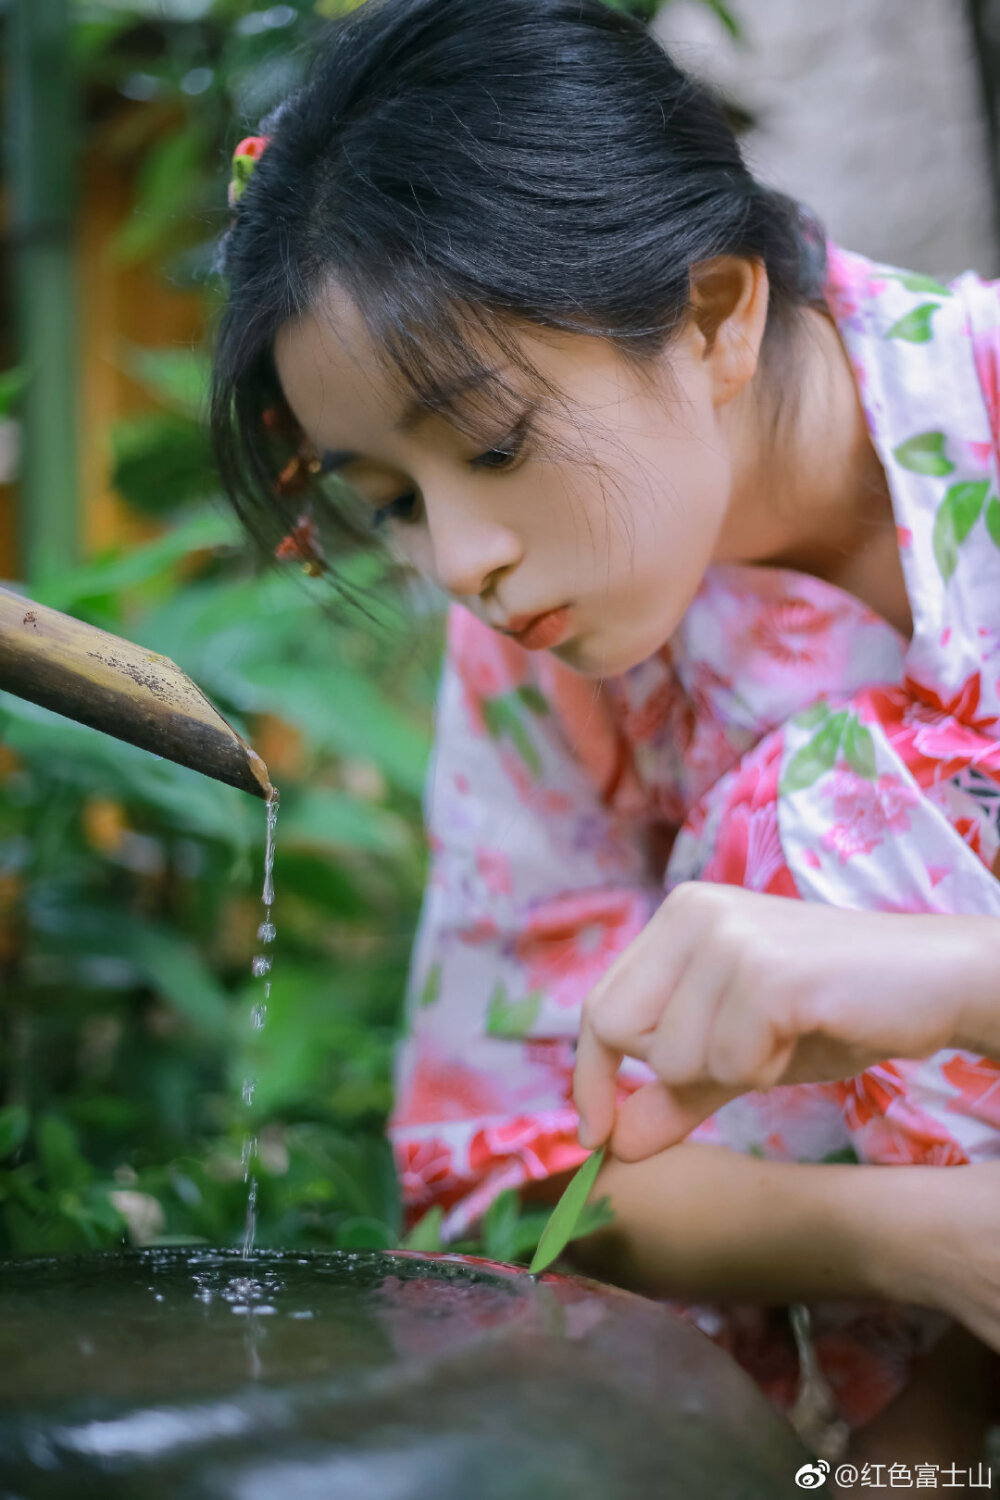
903,671,998,735
391,1047,508,1127
514,888,649,1008
450,609,526,734
837,1064,968,1165
862,683,1000,788
475,847,513,896
396,1136,465,1208
745,597,843,674
468,1115,590,1181
702,736,799,895
941,1053,1000,1130
820,769,919,861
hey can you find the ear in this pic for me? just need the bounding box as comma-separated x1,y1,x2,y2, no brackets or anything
686,256,769,408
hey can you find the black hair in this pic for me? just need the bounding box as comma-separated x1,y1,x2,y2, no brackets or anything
211,0,828,564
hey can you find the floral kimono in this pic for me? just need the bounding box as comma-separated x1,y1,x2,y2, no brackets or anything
386,242,1000,1427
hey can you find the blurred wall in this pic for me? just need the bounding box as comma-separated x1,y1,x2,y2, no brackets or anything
656,0,999,279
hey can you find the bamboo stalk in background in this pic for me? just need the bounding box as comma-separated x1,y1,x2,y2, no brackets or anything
0,588,273,801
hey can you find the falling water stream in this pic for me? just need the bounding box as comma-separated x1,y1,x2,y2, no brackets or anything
242,788,278,1263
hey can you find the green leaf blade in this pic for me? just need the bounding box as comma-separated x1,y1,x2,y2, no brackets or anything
529,1147,606,1274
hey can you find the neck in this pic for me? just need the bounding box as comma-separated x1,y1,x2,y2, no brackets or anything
715,307,893,578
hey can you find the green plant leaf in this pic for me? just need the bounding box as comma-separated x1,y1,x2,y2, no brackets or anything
0,1107,29,1161
884,303,939,343
336,1216,396,1249
486,984,542,1037
112,126,207,266
843,716,877,780
568,1195,617,1241
932,480,988,581
780,711,848,795
33,508,241,613
529,1148,606,1274
986,495,1000,551
279,788,409,857
36,1114,92,1193
111,412,216,514
481,1188,522,1261
892,431,954,476
0,366,26,417
120,346,212,421
400,1206,444,1251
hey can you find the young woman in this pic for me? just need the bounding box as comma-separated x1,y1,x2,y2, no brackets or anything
212,0,1000,1464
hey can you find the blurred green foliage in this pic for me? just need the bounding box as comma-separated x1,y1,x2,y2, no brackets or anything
1,0,729,1265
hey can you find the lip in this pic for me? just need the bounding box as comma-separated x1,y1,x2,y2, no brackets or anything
500,606,572,651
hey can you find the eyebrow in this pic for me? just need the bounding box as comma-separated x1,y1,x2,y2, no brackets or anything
319,367,505,471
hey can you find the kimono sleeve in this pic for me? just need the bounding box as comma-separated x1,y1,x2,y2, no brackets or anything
386,605,663,1241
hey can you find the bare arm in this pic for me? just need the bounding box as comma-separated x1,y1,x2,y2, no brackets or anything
549,1141,926,1307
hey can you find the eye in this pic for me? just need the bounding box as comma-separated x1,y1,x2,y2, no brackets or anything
470,414,531,472
371,491,420,531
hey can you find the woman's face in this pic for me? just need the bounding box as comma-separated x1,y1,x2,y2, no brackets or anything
274,273,762,678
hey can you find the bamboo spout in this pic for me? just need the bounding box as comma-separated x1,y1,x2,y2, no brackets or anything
0,587,273,800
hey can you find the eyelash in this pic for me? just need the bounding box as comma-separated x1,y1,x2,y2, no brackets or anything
370,417,530,531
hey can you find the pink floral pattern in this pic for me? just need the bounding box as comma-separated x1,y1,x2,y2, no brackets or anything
387,243,1000,1429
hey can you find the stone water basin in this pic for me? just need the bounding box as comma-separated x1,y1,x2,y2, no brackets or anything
0,1247,807,1498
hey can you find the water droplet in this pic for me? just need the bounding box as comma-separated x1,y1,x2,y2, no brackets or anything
251,1003,268,1030
251,955,271,978
242,1079,256,1107
257,921,276,944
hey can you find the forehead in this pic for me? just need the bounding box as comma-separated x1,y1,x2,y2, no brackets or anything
272,282,662,462
273,288,403,451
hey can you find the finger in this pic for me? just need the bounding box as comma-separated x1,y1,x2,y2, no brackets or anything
609,1078,738,1161
706,978,798,1092
573,928,686,1144
581,917,688,1053
642,942,732,1087
573,1008,624,1150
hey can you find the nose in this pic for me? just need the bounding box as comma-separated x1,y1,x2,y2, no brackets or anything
421,494,523,601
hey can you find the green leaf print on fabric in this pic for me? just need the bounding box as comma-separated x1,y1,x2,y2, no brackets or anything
892,431,955,477
883,271,952,297
843,716,877,780
418,961,442,1009
932,480,989,581
885,303,940,343
780,710,849,795
792,699,830,730
986,495,1000,551
486,983,543,1038
482,693,543,778
516,684,550,716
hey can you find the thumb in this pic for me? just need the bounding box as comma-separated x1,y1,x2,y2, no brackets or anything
609,1079,738,1162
